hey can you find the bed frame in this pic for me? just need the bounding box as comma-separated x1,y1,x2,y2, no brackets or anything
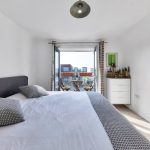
0,76,28,98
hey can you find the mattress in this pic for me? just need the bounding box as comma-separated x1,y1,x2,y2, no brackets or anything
0,92,114,150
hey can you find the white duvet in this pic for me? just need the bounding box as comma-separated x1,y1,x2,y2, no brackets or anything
0,92,114,150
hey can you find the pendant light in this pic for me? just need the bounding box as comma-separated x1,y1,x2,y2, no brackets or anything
70,0,91,18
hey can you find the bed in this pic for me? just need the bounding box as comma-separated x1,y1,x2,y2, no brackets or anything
0,76,150,150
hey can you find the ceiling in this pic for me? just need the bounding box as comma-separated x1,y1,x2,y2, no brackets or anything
0,0,150,41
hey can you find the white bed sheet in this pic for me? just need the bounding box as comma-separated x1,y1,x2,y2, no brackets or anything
7,93,27,100
0,92,113,150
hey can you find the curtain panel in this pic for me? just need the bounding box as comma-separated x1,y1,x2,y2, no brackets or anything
99,41,105,95
50,42,55,91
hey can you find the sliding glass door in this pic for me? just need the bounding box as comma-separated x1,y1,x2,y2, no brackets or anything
53,44,99,92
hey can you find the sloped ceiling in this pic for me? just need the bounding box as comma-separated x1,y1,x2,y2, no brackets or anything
0,0,150,40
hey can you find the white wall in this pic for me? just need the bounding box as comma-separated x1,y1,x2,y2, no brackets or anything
31,38,52,90
103,14,150,122
0,11,35,83
0,11,52,90
119,13,150,122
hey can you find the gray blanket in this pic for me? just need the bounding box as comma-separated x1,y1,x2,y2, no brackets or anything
88,92,150,150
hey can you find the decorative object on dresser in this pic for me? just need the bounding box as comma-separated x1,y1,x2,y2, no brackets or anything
106,78,131,104
106,52,130,78
106,66,130,78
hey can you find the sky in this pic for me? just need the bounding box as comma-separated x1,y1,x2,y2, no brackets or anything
60,52,94,69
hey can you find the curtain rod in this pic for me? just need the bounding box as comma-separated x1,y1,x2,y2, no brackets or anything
48,41,107,44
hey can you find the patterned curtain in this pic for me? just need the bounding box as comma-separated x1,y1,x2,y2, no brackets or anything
99,41,105,95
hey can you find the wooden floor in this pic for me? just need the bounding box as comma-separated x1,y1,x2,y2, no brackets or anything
115,105,150,141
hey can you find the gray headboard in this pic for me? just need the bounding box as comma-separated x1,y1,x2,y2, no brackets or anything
0,76,28,98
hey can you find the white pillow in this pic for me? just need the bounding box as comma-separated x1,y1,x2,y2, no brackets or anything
19,85,49,98
7,93,27,101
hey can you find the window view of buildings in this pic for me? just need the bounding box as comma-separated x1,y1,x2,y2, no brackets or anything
61,64,95,91
59,51,96,91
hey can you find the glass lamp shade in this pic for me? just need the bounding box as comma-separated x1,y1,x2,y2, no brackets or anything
70,0,91,18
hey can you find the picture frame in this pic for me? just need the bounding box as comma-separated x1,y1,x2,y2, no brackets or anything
106,52,118,67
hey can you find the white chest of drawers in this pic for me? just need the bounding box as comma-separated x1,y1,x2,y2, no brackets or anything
106,78,131,104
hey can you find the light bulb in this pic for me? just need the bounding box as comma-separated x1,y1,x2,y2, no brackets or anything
78,9,82,14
